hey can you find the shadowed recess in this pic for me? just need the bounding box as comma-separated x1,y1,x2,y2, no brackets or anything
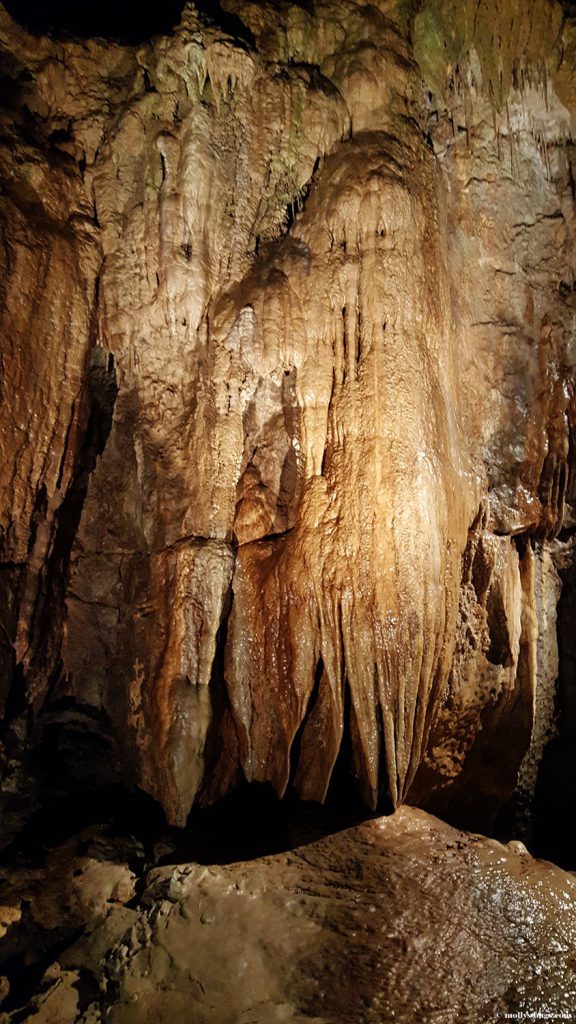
2,0,188,42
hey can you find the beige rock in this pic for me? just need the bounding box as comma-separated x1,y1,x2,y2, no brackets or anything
23,967,80,1024
0,904,21,941
0,829,136,938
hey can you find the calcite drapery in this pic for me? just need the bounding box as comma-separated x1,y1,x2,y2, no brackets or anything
0,0,575,826
222,128,475,812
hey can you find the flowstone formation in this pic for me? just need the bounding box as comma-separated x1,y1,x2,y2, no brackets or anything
0,0,576,836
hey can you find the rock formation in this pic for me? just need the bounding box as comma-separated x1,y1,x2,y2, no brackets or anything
2,805,576,1021
0,0,575,836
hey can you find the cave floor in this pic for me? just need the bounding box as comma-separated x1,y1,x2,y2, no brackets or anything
1,801,575,1023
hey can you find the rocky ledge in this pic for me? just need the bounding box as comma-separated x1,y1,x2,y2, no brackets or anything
1,805,575,1023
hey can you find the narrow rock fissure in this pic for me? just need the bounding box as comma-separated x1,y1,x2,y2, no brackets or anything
288,655,325,788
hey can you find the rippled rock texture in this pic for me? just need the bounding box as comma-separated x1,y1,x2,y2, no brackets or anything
2,807,576,1022
1,0,576,829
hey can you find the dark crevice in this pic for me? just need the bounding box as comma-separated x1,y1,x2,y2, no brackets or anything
531,558,576,868
281,158,322,237
31,702,124,798
285,199,297,233
512,532,530,559
289,656,325,788
375,697,392,809
238,527,295,547
73,969,101,1015
568,151,576,204
0,783,165,868
3,0,188,42
160,780,370,869
26,484,48,562
193,0,255,49
471,538,492,605
55,400,76,490
25,346,118,707
197,576,241,806
1,928,85,1016
3,661,27,722
48,124,71,145
485,585,512,668
321,369,336,477
325,679,372,813
142,69,156,94
342,305,347,377
0,332,116,828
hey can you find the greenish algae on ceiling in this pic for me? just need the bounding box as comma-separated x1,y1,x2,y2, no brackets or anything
411,0,570,111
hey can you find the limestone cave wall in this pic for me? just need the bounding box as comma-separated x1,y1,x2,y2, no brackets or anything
1,0,576,837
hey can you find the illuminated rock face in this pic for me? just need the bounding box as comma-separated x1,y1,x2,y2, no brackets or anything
0,0,575,826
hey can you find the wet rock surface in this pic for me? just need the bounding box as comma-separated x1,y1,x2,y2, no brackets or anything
1,804,576,1023
2,3,576,1020
1,0,576,898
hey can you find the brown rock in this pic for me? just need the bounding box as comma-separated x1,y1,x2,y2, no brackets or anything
59,808,576,1022
0,0,575,827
